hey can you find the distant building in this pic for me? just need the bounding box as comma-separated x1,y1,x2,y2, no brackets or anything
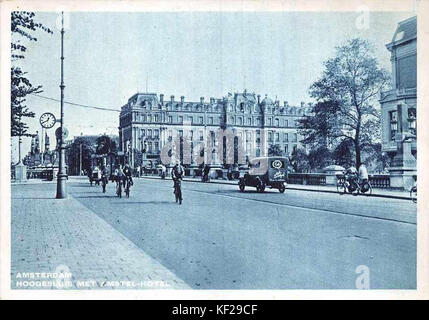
23,131,57,167
380,16,417,162
118,91,310,169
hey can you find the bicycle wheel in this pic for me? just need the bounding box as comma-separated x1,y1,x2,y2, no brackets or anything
337,182,346,195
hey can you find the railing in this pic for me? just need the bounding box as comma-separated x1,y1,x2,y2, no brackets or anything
369,174,391,188
287,173,326,185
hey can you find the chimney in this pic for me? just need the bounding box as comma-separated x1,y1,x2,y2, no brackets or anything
284,101,288,107
160,94,164,106
181,96,185,104
200,97,204,105
257,94,261,104
210,97,214,104
171,95,174,103
301,101,305,107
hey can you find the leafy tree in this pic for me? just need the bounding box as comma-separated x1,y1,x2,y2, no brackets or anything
308,146,332,171
95,134,117,155
299,38,389,168
333,139,354,168
66,137,94,175
289,147,310,173
268,144,283,157
11,12,52,138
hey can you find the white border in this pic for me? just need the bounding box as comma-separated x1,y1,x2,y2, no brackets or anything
1,0,428,300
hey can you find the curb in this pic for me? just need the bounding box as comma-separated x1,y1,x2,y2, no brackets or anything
140,176,413,201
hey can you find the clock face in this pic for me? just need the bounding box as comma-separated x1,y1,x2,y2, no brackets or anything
39,112,56,129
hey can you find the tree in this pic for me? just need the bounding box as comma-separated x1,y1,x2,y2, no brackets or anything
333,139,355,168
66,137,94,175
289,147,310,173
95,135,117,155
299,38,389,168
11,12,52,138
308,146,332,172
268,144,283,156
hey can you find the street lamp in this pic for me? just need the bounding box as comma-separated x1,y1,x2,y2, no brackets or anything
56,12,67,199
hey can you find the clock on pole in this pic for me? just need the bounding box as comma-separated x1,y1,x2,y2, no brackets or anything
39,112,56,129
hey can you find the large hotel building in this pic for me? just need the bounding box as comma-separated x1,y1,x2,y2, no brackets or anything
118,90,310,170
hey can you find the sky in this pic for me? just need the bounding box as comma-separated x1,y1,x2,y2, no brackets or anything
11,11,415,162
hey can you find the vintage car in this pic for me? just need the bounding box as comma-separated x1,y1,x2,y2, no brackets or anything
238,156,288,193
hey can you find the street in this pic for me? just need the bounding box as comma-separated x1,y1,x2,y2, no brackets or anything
61,177,416,289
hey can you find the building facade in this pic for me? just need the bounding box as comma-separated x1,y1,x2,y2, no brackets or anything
119,90,311,169
380,16,417,162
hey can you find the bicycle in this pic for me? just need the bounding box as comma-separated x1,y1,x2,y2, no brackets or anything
116,177,123,198
410,185,417,203
101,176,108,193
336,174,371,196
173,179,182,204
125,177,132,198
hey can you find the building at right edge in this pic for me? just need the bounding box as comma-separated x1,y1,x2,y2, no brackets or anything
380,16,417,189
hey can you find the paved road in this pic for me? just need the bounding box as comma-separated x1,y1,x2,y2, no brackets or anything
69,178,416,289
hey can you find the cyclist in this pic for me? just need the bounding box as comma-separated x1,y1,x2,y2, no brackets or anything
101,166,109,193
171,161,184,204
344,165,358,192
116,165,125,197
123,163,133,188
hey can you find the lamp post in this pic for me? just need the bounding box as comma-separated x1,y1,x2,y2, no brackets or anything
56,12,67,199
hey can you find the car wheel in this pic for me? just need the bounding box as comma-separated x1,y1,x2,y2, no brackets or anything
278,184,285,193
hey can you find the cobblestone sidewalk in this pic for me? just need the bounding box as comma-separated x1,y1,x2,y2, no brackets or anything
11,184,190,290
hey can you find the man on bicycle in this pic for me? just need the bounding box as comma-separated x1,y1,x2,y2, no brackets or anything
171,161,184,202
123,163,133,188
344,165,358,191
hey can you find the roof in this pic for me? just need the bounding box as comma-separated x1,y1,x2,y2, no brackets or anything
388,16,416,48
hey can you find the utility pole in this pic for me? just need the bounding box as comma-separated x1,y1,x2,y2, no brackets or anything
79,143,82,176
56,12,67,199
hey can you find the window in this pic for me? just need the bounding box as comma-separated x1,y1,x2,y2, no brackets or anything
275,133,280,142
291,133,297,142
248,117,252,125
179,130,183,137
209,117,213,125
148,142,152,153
390,111,397,141
275,118,279,127
155,114,159,122
141,129,145,137
284,119,288,127
283,133,288,142
168,116,172,123
178,116,183,124
238,117,243,125
147,129,152,138
268,118,272,126
189,116,194,124
284,145,288,154
199,117,204,124
268,132,273,142
147,115,152,122
154,129,159,138
408,108,416,135
199,130,204,141
154,142,159,153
